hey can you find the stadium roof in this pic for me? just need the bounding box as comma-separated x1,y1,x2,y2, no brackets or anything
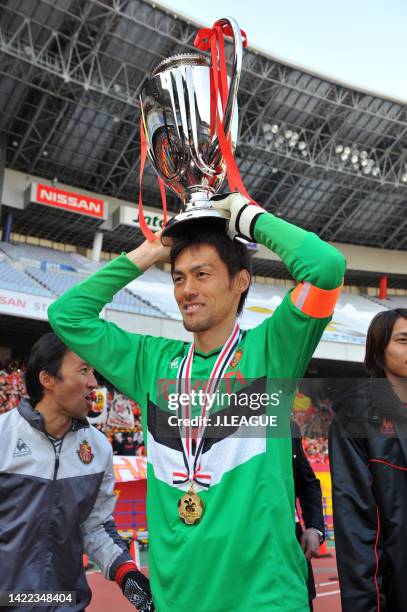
1,0,407,260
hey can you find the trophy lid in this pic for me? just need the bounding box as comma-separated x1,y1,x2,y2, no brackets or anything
151,53,209,77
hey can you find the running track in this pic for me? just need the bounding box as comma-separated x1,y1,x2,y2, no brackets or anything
87,549,341,611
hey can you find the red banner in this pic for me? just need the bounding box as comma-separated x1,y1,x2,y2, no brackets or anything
33,184,105,219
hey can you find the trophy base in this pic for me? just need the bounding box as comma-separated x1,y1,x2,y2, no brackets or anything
161,209,227,242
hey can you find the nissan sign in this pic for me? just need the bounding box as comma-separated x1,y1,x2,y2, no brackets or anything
29,183,106,219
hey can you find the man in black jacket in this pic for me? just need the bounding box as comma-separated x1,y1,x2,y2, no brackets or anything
329,308,407,612
291,420,325,611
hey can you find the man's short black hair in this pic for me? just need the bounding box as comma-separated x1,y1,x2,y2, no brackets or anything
170,228,252,316
365,308,407,377
25,333,71,406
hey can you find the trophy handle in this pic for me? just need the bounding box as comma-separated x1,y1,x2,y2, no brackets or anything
209,16,243,162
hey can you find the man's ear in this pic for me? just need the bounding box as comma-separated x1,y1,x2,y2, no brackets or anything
236,269,251,295
38,370,56,392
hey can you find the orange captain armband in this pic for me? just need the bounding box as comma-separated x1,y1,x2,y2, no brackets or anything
291,281,343,318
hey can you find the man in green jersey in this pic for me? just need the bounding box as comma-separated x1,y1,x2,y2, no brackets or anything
48,192,345,612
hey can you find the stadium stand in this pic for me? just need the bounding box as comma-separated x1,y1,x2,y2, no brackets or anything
0,241,80,269
0,241,395,329
371,295,407,309
0,259,52,298
25,266,165,317
335,290,383,313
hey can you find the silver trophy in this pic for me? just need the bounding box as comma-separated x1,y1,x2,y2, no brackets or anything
139,17,243,239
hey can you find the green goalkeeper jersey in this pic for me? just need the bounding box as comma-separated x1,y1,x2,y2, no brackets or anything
48,212,345,612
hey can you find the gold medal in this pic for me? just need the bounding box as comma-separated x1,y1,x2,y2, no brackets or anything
178,485,204,525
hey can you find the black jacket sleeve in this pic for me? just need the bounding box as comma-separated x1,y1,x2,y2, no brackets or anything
291,423,325,535
329,416,385,612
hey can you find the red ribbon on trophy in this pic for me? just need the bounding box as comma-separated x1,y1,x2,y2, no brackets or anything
194,21,255,201
138,116,167,241
137,19,256,242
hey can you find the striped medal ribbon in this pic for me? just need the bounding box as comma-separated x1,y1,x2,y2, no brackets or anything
174,322,241,524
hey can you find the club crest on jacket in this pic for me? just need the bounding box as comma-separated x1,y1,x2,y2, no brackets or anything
77,440,94,464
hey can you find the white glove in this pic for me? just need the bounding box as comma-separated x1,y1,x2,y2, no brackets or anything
211,192,264,241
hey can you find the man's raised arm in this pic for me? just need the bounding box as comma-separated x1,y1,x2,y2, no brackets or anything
47,236,170,398
212,193,346,378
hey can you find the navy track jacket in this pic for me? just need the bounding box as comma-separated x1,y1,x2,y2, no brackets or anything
0,400,132,612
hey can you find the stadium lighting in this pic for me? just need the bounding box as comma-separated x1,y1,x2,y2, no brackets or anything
271,124,279,134
298,141,306,151
401,173,407,183
262,124,274,143
301,149,308,157
334,141,381,177
113,116,121,124
284,129,292,140
12,140,19,147
289,133,299,147
42,150,49,157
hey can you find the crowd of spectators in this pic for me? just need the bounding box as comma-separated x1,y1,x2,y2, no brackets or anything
302,438,329,463
0,362,28,414
293,395,334,463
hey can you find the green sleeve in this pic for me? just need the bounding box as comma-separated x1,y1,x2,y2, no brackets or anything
253,212,345,289
251,213,346,378
48,254,152,399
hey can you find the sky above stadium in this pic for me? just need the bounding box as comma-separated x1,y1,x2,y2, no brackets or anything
159,0,406,102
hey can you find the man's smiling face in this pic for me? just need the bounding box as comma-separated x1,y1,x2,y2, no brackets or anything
172,243,242,333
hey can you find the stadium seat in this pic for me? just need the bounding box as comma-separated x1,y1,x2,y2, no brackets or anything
0,261,53,297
